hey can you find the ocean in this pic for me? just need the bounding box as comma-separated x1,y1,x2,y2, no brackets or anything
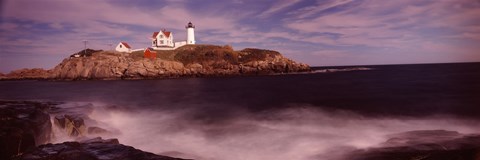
1,62,480,160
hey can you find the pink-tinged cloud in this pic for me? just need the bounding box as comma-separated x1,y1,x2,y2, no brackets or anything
286,0,480,49
287,0,353,19
258,0,302,18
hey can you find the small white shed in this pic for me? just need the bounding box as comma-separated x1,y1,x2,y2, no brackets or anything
115,42,132,53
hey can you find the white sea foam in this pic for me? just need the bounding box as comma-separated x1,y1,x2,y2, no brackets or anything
275,67,373,76
312,67,373,73
71,103,480,160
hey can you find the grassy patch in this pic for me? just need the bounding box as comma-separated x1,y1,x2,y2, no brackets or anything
238,48,280,63
76,45,282,64
174,45,239,65
172,45,280,65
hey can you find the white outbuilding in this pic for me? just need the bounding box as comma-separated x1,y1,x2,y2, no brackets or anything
115,42,132,53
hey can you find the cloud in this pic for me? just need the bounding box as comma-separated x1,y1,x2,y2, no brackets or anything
2,0,161,27
232,0,244,4
287,0,354,19
1,0,241,36
258,0,301,18
0,22,19,31
0,0,243,52
285,0,480,52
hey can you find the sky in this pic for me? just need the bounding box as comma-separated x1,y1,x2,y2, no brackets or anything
1,0,480,73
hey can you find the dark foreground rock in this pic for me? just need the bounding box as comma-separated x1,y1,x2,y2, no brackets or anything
347,130,480,160
15,137,186,160
0,100,185,160
0,101,53,160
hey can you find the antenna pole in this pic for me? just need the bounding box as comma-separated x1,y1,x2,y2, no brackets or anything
83,40,88,57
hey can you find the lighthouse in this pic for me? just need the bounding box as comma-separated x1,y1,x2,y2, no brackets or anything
186,22,195,44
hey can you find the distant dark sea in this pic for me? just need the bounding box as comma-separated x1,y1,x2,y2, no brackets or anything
1,62,480,160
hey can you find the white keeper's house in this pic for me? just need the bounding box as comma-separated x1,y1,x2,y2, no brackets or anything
152,30,174,48
151,21,196,50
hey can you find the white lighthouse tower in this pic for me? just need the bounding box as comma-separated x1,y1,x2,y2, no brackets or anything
186,22,195,44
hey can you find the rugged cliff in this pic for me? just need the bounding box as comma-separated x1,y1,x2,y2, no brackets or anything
2,45,310,80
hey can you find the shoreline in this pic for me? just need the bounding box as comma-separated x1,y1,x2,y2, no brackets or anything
0,67,379,81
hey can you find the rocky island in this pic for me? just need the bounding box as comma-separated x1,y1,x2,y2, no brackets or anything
0,45,310,80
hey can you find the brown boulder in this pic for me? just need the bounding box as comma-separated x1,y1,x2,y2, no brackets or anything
87,127,110,135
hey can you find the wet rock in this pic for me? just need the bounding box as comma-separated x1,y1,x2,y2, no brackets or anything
347,130,480,160
16,137,187,160
0,101,52,160
51,103,111,137
381,130,462,147
160,151,204,160
53,115,66,128
87,127,110,135
64,115,86,137
53,114,87,137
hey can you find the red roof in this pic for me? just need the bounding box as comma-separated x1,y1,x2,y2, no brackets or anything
152,32,159,38
120,42,131,48
144,48,157,59
152,30,171,38
163,31,171,38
